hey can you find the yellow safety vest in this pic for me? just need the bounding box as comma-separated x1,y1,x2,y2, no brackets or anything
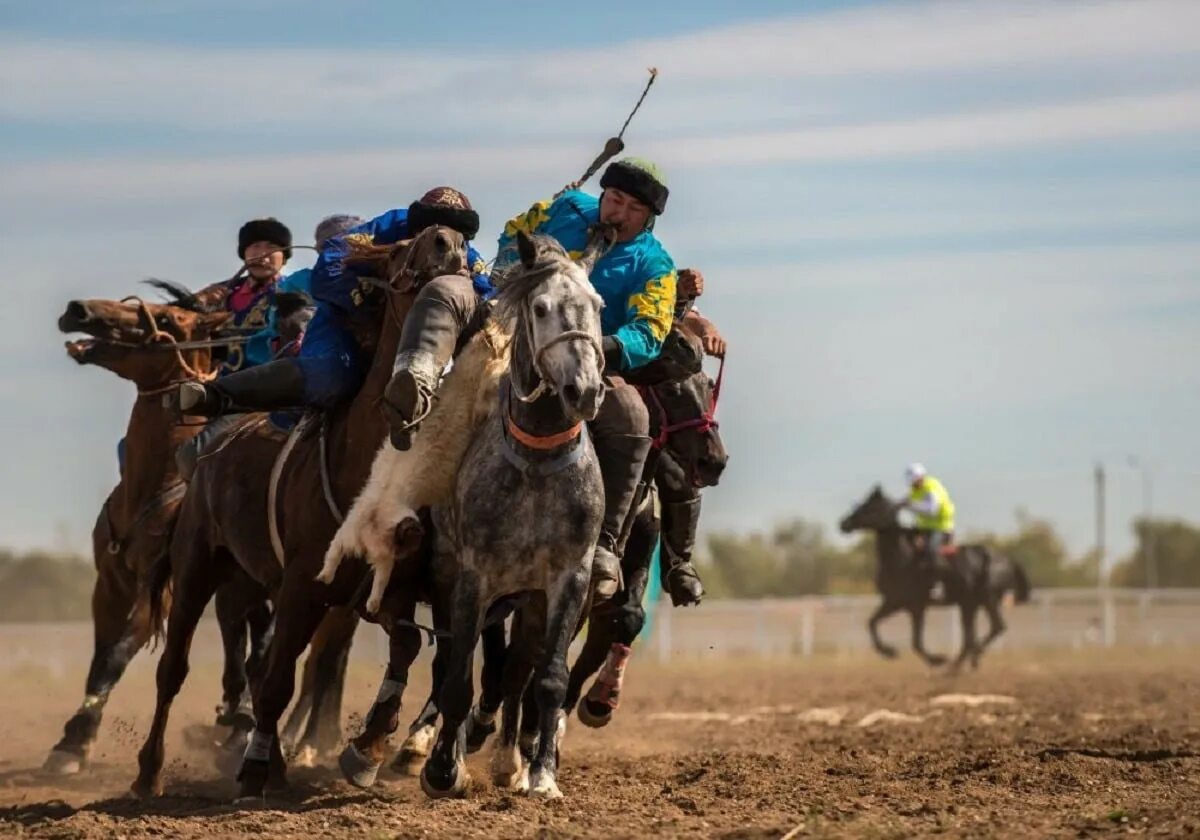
909,476,955,532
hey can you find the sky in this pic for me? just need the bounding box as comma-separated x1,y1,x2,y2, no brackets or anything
1,0,1198,564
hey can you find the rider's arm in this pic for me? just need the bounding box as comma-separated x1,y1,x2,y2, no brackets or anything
681,309,727,358
610,253,677,371
908,491,941,517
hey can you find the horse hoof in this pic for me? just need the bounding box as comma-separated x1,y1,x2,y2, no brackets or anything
926,655,948,667
129,777,162,799
43,749,85,776
465,709,497,754
527,769,562,801
577,699,613,729
878,647,899,660
338,742,382,789
235,758,270,800
420,763,470,799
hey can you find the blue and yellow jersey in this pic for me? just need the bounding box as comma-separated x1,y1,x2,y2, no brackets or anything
496,190,677,371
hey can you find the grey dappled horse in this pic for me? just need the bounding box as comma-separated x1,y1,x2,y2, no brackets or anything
420,231,606,800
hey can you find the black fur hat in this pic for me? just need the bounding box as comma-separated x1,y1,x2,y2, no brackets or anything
407,187,480,240
238,217,293,261
599,157,669,215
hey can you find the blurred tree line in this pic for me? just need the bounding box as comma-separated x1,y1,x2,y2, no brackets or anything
2,511,1199,619
699,511,1200,599
0,549,94,621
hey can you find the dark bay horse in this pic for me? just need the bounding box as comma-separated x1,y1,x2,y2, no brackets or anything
130,227,467,799
566,340,728,728
47,287,269,774
840,485,1031,672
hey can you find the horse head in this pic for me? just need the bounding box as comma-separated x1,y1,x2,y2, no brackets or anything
58,280,231,391
839,484,898,534
496,230,605,424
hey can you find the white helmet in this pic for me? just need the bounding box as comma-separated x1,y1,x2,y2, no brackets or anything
904,462,927,484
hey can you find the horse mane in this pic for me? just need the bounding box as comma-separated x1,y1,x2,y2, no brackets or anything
142,278,213,312
339,239,399,279
492,235,577,326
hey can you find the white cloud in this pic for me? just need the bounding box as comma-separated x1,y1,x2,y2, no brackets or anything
3,0,1197,130
5,88,1200,212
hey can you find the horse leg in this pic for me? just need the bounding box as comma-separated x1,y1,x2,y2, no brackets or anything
973,599,1007,669
491,610,538,792
868,599,902,659
949,601,980,675
908,605,947,667
291,606,356,766
566,607,615,723
214,582,253,730
46,562,147,774
420,570,484,799
235,583,327,801
394,580,453,773
528,564,591,800
132,546,227,798
339,599,421,789
576,518,653,726
473,620,509,731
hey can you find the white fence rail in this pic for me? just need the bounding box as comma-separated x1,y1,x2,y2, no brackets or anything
645,588,1200,661
1,589,1197,673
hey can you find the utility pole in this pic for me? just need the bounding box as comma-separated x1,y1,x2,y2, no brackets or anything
1096,463,1114,646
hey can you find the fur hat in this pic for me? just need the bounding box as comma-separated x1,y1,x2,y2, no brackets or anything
599,157,669,215
238,217,293,261
407,187,480,240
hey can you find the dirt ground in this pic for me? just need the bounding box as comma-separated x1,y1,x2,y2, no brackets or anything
0,634,1196,839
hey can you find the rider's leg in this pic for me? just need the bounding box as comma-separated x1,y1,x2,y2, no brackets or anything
588,377,652,604
655,452,705,607
384,274,486,450
176,305,362,416
175,415,244,481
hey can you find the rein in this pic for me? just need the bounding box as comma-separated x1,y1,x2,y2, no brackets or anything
641,355,724,450
118,297,220,384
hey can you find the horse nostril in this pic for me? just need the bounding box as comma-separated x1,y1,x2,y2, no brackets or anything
65,301,89,322
563,383,581,403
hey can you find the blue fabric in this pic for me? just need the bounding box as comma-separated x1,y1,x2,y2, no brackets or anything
294,305,366,407
243,268,313,368
310,207,491,315
496,191,677,370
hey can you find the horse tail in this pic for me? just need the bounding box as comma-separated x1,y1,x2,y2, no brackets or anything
1010,557,1032,604
146,548,173,646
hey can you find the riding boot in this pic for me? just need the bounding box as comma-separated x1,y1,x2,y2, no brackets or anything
173,358,307,418
592,433,653,605
660,496,705,607
384,349,443,451
383,274,483,450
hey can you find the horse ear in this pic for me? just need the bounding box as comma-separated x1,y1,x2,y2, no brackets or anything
517,230,538,269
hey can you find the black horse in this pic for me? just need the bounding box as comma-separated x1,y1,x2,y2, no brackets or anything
839,485,1031,672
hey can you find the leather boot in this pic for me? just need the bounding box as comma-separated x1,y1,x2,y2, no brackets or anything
592,433,652,605
173,358,307,417
660,496,705,606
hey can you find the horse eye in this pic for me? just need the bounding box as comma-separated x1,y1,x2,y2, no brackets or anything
532,300,550,319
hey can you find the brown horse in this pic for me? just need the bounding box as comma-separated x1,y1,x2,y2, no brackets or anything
130,227,466,799
47,288,237,773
